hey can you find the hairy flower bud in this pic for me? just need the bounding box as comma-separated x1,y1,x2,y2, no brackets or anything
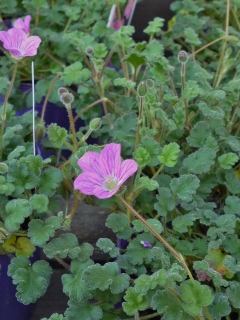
178,50,188,64
60,92,74,106
58,87,69,97
86,46,94,56
137,81,148,97
89,118,102,131
146,79,154,88
35,123,45,140
0,162,8,173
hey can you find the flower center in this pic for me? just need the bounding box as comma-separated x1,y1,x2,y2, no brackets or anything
103,176,119,191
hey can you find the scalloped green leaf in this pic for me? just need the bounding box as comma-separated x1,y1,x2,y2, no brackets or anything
183,147,216,174
48,123,68,148
180,280,214,316
28,215,62,246
64,300,103,320
154,187,176,217
105,213,132,239
96,238,119,258
43,233,81,259
8,257,52,304
122,287,148,316
158,142,180,167
5,199,31,231
170,174,200,202
218,153,239,169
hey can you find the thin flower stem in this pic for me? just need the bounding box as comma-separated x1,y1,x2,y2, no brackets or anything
66,197,80,219
167,71,178,96
117,195,194,281
188,36,226,59
0,63,18,161
134,311,140,320
134,97,143,156
54,255,70,271
63,18,72,33
44,51,66,68
151,163,164,180
40,72,62,123
66,104,78,153
73,98,105,122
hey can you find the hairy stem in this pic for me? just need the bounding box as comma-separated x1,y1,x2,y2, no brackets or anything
0,63,18,161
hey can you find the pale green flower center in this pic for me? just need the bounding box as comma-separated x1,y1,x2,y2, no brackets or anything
103,176,119,191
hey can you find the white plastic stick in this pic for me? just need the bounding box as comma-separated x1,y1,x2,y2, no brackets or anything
31,61,36,156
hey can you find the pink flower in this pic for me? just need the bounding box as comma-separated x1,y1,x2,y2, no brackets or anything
74,143,138,199
13,15,31,35
0,28,41,59
124,0,136,20
107,6,124,30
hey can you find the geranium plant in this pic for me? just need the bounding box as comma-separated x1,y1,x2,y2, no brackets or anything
0,1,240,320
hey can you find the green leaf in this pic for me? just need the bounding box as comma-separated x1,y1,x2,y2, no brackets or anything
48,123,68,148
64,300,103,320
134,176,159,192
29,194,49,214
187,121,212,148
132,218,163,234
224,171,240,194
96,238,119,258
7,146,26,161
28,215,62,246
226,281,240,308
61,62,91,86
135,147,150,167
43,233,81,259
93,43,108,58
183,147,216,174
154,187,176,217
172,214,194,233
122,287,148,315
158,142,180,167
224,196,240,215
198,101,225,119
180,280,214,316
208,293,231,320
8,257,52,304
182,80,204,100
113,77,136,88
170,174,200,202
105,213,132,239
151,289,192,320
5,199,31,232
38,167,63,196
42,314,67,320
123,52,146,70
144,17,164,36
62,259,94,302
184,27,201,45
218,153,239,169
83,262,130,294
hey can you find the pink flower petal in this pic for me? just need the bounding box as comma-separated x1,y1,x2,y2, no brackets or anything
19,36,42,57
13,15,31,35
74,172,103,195
77,151,101,175
119,159,138,182
99,143,121,177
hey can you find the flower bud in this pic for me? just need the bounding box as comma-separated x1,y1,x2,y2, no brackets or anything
58,87,68,97
146,79,154,88
137,81,148,97
178,50,188,64
89,118,102,131
0,162,8,174
60,92,74,106
86,46,94,56
35,123,45,140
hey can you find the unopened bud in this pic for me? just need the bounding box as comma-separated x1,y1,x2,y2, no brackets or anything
137,81,148,97
0,162,8,174
60,92,74,106
178,50,188,64
58,87,68,97
146,79,154,88
89,118,102,131
35,123,45,140
86,46,94,56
